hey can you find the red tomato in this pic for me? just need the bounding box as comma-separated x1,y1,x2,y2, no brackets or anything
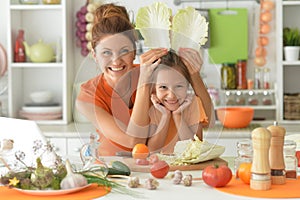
150,160,169,178
202,165,232,187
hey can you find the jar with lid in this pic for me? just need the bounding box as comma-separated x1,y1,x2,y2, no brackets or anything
234,139,253,178
207,87,220,106
263,67,271,89
254,67,262,89
235,91,246,105
225,91,235,105
221,63,236,89
262,91,273,105
236,59,247,89
284,140,298,179
247,90,259,105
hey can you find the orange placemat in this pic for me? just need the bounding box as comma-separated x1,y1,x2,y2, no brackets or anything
216,176,300,198
0,184,110,200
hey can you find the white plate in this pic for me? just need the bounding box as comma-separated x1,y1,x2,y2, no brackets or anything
13,184,91,196
21,106,62,113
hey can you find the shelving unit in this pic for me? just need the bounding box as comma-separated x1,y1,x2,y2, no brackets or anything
6,0,73,124
214,89,277,121
276,0,300,123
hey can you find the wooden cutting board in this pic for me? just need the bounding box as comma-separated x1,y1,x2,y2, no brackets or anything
122,157,228,173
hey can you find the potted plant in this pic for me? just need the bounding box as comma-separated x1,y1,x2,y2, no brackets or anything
283,27,300,61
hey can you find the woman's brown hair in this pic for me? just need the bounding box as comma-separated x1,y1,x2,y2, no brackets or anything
92,3,137,50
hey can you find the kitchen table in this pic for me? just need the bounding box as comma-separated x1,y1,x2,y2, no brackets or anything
1,156,300,200
99,156,300,200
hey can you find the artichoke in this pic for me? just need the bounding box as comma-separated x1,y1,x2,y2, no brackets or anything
30,157,54,189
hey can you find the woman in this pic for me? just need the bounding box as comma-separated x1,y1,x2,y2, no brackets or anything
76,3,214,156
147,50,209,153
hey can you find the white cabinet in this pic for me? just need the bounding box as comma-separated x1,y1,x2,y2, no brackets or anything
6,0,73,124
276,1,300,123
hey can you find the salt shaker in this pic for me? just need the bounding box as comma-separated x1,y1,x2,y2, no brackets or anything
250,127,271,190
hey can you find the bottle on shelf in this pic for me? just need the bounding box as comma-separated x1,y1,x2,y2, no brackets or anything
263,67,271,89
236,59,247,89
14,29,26,63
254,67,262,89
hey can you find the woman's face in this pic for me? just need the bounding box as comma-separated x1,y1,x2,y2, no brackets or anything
93,33,135,86
155,68,189,111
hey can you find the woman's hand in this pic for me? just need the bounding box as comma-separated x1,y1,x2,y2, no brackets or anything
178,48,203,75
139,48,168,85
151,94,170,115
172,94,194,116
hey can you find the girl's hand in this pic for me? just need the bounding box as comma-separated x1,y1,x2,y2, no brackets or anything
178,48,203,75
139,48,168,85
172,94,194,115
151,94,170,115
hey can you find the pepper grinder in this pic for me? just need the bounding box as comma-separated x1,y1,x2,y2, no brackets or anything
267,121,286,185
250,127,271,190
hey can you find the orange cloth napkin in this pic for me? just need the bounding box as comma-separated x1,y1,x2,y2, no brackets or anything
216,176,300,198
0,184,110,200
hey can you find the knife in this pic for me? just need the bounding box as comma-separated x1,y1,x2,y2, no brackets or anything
115,151,132,157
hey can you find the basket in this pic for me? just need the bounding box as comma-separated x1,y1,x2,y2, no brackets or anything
284,93,300,120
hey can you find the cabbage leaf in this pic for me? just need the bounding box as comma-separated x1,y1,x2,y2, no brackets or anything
171,6,209,51
135,2,172,49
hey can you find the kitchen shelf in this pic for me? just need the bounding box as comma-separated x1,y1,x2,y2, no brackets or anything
11,62,63,68
276,0,300,124
283,1,300,6
215,105,277,110
10,5,62,10
6,0,73,124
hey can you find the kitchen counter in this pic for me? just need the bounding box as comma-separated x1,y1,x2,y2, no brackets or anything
98,156,300,200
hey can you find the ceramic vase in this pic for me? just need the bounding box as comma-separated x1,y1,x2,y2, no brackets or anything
284,46,300,61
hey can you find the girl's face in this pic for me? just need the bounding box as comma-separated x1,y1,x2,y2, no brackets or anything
93,33,135,86
155,68,189,111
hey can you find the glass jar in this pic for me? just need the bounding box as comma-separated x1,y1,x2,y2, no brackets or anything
207,87,220,106
234,139,253,178
236,59,247,89
284,140,298,179
262,91,273,105
225,91,235,106
235,91,246,105
247,90,259,105
221,63,236,89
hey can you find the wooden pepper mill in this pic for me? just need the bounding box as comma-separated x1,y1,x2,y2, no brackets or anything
268,121,286,185
250,127,271,190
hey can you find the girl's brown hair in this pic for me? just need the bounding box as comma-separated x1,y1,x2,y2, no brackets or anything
92,3,137,50
154,50,192,84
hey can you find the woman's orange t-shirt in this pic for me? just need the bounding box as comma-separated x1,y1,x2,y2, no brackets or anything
77,68,139,156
